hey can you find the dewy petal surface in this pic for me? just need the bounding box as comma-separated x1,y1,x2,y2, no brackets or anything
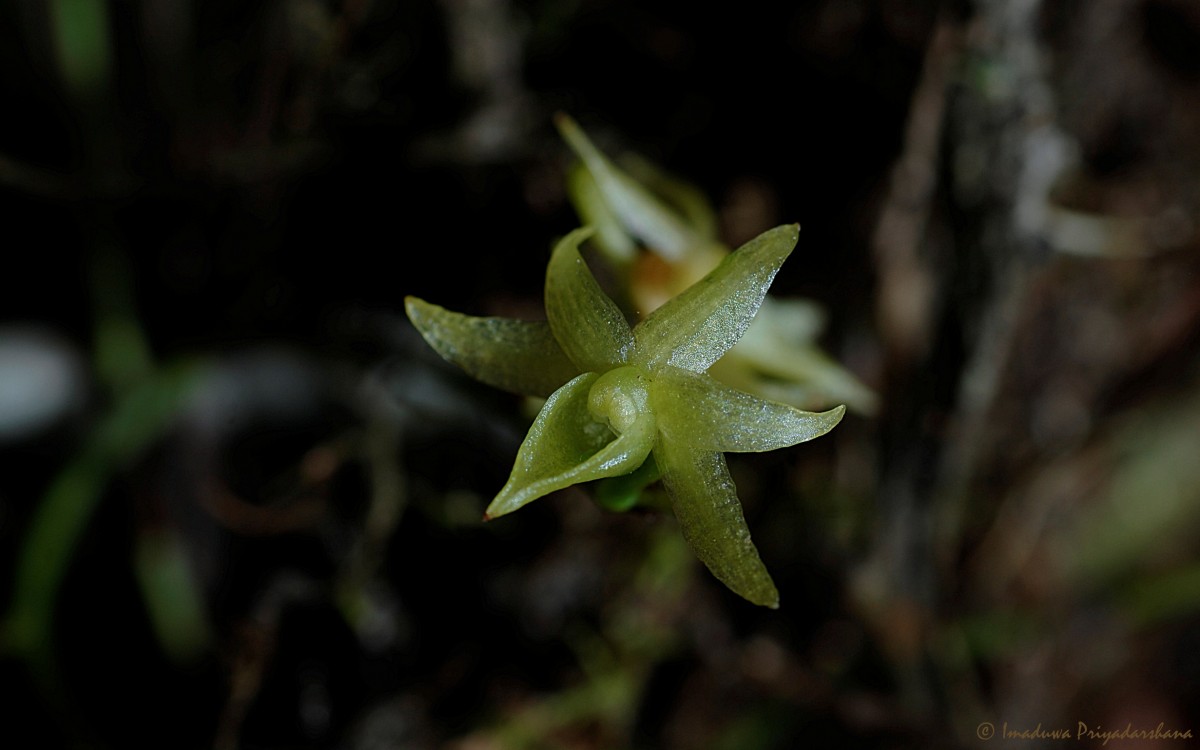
556,113,698,261
633,224,799,374
653,425,779,608
486,373,655,519
405,296,579,398
545,227,636,372
653,366,846,452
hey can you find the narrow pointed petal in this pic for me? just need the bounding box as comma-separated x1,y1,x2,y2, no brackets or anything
654,434,779,608
620,153,719,242
566,161,638,264
716,324,880,416
545,227,635,371
486,373,655,519
633,224,799,373
555,113,698,261
654,366,845,452
405,297,579,398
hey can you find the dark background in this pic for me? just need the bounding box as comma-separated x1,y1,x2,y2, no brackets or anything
2,0,1200,748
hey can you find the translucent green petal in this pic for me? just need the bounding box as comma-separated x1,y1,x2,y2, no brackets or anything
405,296,578,398
620,153,719,242
751,296,827,347
653,432,779,608
653,367,845,453
633,224,799,373
716,322,880,416
545,227,635,371
486,373,655,519
706,353,878,416
566,161,638,264
555,113,698,261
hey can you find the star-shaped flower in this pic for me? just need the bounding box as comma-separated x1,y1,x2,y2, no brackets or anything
405,225,843,607
557,114,879,416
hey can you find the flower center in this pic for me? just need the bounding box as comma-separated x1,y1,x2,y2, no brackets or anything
588,366,650,435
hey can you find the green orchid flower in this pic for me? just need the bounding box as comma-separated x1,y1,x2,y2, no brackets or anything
557,113,879,416
405,224,843,607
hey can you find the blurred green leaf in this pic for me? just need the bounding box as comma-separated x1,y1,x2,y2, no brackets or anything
1064,390,1200,590
4,363,200,667
134,529,211,664
50,0,114,97
1121,564,1200,626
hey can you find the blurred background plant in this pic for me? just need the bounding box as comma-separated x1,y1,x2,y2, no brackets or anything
2,0,1200,748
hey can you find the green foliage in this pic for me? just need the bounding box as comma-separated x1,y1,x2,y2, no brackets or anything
3,283,206,679
406,224,843,607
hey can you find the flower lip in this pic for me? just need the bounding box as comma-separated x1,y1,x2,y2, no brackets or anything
587,366,651,435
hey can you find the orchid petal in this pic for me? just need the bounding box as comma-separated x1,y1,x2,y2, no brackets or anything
654,366,845,452
545,227,635,371
555,113,698,261
633,224,799,373
620,153,719,242
566,161,638,264
405,296,578,398
653,430,779,608
486,373,655,520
